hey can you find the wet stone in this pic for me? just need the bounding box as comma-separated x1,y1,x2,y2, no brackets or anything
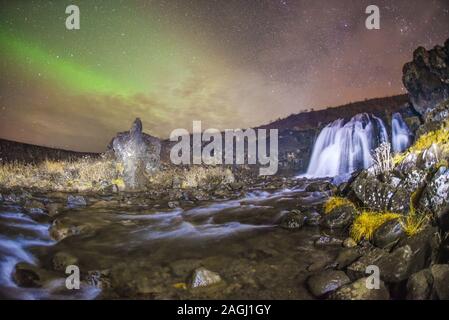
334,248,362,270
67,195,87,208
372,219,405,249
329,277,390,300
321,205,355,229
406,269,433,300
307,270,351,297
52,251,79,272
279,210,306,230
189,267,222,288
314,235,343,247
431,264,449,300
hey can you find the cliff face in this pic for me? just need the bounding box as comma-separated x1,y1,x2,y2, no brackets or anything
403,38,449,116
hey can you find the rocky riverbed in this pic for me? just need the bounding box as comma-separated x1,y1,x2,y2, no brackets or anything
0,177,353,300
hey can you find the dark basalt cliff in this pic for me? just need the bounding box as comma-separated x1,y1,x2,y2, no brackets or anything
403,39,449,116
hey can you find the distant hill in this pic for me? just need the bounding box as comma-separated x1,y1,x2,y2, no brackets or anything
0,94,417,166
259,94,411,130
0,138,98,163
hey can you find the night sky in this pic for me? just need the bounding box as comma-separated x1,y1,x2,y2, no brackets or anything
1,0,449,152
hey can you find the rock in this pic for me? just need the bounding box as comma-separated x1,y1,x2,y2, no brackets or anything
402,39,449,116
388,188,411,214
376,245,421,283
24,200,46,215
12,262,48,288
351,172,393,211
52,252,79,271
347,248,387,280
321,205,355,229
304,209,321,226
67,195,87,208
314,235,343,247
280,210,307,229
86,270,111,289
108,118,161,190
343,237,357,248
398,225,440,267
307,260,330,272
168,201,180,209
189,267,222,288
329,277,390,300
305,181,333,192
334,248,363,270
372,219,405,249
420,143,440,169
49,218,88,241
397,153,418,174
406,269,433,300
420,166,449,231
46,202,64,217
307,270,351,297
430,264,449,299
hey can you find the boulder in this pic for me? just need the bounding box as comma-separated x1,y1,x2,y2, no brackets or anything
189,267,222,288
376,245,421,283
24,200,46,215
108,118,161,190
86,269,111,289
420,166,449,231
406,269,433,300
307,270,351,297
305,181,333,192
67,195,87,208
329,277,390,300
314,235,343,247
346,248,387,280
372,219,405,249
321,205,355,229
12,262,56,288
334,248,363,270
279,210,307,229
402,39,449,116
52,251,79,272
398,226,440,266
351,172,389,210
430,264,449,300
304,209,321,226
342,237,357,248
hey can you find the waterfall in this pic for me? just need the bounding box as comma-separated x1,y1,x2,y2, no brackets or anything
392,112,412,153
305,113,389,178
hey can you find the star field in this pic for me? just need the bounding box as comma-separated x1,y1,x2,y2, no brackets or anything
0,0,449,151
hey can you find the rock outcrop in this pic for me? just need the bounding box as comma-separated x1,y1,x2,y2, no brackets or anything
403,38,449,116
108,118,161,190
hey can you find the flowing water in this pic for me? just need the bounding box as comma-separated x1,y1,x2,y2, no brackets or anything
305,113,411,178
0,181,341,299
392,112,412,153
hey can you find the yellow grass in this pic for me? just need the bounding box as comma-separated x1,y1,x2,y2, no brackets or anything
0,158,117,191
350,211,401,242
323,196,355,214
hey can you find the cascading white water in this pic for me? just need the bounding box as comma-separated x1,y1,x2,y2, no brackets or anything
392,112,412,153
305,113,389,178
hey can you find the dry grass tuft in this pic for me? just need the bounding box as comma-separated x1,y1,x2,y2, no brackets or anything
350,211,401,242
0,157,117,191
323,196,355,214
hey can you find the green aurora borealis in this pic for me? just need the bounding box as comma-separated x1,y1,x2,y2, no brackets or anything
1,0,449,151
